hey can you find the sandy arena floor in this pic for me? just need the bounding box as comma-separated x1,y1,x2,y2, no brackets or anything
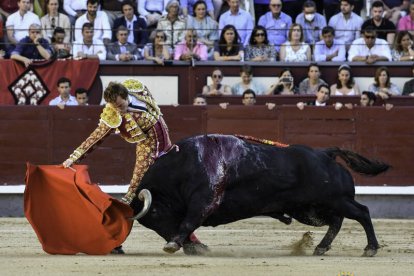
0,217,413,276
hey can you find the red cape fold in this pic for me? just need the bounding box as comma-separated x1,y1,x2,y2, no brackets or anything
24,163,133,255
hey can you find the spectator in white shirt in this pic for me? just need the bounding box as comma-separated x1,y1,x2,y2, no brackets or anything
72,22,106,60
314,26,346,62
6,0,40,49
74,0,111,45
348,26,392,63
64,0,87,26
49,77,78,109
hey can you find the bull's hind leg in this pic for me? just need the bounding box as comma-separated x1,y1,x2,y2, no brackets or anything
313,216,344,255
336,199,379,257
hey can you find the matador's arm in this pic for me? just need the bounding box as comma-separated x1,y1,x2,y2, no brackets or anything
66,122,113,164
64,105,121,166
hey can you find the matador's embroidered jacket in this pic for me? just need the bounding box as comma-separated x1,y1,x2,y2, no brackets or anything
68,79,171,192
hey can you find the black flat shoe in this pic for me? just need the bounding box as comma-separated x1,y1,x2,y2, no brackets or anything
110,246,125,254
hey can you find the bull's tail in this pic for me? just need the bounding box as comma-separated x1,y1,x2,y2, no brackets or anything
324,147,390,176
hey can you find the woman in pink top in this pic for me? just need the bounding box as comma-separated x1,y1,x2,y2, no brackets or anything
174,28,208,61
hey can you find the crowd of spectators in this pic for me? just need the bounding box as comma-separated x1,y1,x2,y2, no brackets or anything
2,0,414,101
2,0,414,62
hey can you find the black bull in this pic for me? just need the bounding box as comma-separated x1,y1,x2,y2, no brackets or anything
130,134,389,256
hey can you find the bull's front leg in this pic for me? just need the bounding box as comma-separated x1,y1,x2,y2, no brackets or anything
163,221,209,255
164,183,219,255
163,221,196,254
163,207,209,255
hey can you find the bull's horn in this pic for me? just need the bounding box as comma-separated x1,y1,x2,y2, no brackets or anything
130,189,152,220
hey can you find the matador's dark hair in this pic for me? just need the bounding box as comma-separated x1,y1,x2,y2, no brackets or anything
104,82,129,103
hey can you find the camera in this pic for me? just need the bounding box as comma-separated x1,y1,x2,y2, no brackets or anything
280,77,293,83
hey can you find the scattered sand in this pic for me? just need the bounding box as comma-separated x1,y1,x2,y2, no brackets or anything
0,217,413,275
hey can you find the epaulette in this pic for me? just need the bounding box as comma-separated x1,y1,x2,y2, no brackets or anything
100,104,122,128
122,79,145,93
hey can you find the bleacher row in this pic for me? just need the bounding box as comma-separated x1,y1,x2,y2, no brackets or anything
0,1,413,59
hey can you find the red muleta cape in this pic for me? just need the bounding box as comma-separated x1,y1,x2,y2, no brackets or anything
24,163,133,255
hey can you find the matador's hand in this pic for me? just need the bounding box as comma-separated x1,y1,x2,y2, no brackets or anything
62,159,74,168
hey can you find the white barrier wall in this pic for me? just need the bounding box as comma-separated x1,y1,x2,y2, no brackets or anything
99,75,411,104
100,76,179,105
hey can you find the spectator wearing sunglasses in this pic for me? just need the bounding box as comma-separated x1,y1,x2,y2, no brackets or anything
143,30,171,65
11,24,52,67
347,26,392,63
202,68,232,96
41,0,71,43
245,26,276,61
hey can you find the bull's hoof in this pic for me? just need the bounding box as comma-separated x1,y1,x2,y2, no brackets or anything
183,243,210,255
279,216,292,225
362,248,377,257
313,245,330,256
163,242,181,254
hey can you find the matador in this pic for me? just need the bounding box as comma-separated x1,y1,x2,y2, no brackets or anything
63,79,172,204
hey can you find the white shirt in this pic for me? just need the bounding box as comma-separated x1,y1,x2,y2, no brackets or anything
49,95,78,106
314,39,346,62
72,38,107,60
347,37,392,62
138,0,168,17
125,15,137,44
74,11,111,42
127,94,146,110
6,11,41,42
64,0,87,17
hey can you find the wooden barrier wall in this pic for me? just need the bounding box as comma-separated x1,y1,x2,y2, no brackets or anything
0,106,412,186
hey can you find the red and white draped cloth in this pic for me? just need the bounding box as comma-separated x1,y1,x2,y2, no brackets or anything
0,59,99,105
